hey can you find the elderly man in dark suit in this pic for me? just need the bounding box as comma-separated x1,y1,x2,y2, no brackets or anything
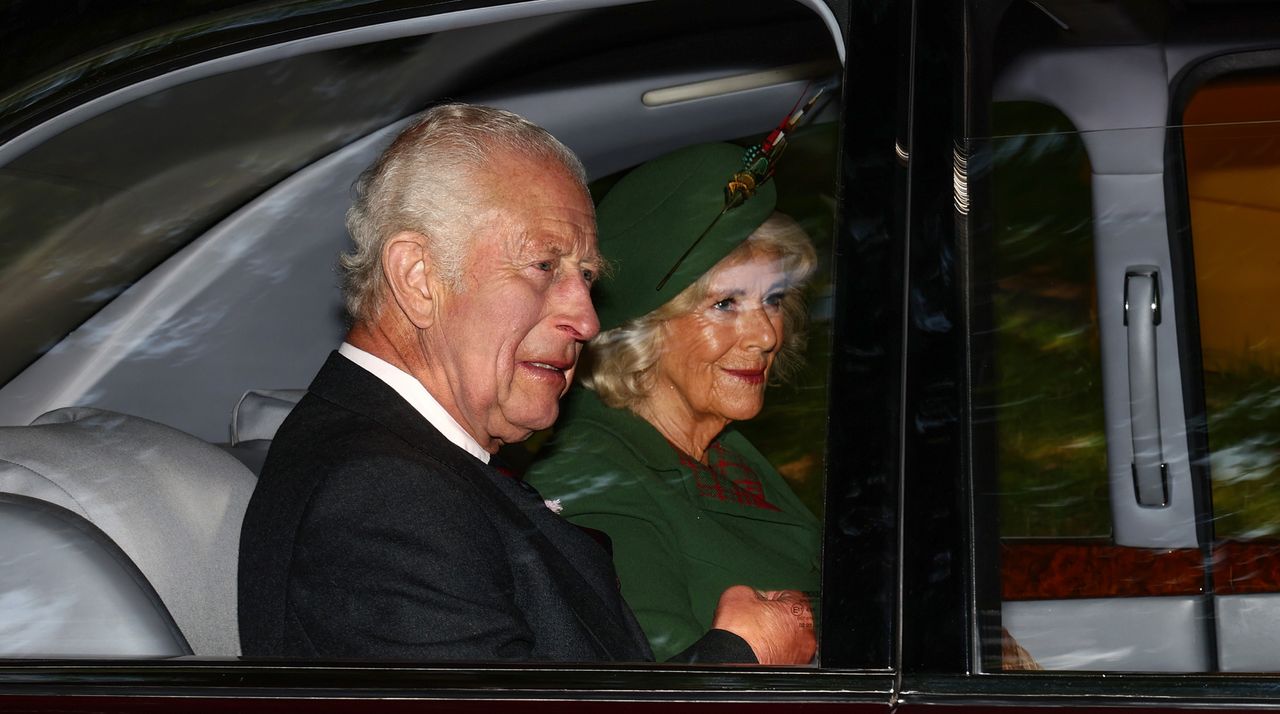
237,103,815,664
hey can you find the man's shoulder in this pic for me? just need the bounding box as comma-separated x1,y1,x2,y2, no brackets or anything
262,389,474,494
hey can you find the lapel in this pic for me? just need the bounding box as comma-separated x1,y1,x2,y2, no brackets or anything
307,352,649,660
567,389,815,528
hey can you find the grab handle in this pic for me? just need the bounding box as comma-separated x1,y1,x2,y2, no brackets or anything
1124,267,1168,507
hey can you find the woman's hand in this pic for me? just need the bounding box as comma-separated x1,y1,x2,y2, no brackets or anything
710,584,816,664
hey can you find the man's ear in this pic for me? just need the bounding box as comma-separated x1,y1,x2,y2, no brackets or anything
382,231,438,329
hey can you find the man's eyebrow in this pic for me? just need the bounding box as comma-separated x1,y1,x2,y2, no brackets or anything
514,235,570,258
508,231,610,269
583,252,616,279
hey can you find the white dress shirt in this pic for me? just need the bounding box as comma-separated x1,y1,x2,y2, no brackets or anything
338,342,490,464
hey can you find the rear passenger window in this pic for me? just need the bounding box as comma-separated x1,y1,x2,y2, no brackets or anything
972,5,1240,674
974,25,1280,671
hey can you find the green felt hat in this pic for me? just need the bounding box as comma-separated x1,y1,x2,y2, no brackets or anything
593,142,777,332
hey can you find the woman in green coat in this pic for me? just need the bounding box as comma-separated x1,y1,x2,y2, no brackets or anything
527,142,821,662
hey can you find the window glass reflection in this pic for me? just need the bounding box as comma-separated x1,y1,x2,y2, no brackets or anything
0,36,448,384
1184,75,1280,540
988,102,1108,540
979,73,1280,675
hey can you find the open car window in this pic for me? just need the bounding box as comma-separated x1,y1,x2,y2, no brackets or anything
0,0,860,680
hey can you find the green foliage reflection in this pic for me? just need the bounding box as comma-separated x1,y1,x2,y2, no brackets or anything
1205,358,1280,538
990,102,1110,538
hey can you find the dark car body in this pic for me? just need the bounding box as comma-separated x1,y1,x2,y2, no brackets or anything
4,0,1280,711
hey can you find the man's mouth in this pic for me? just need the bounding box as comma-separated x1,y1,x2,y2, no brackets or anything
524,359,572,376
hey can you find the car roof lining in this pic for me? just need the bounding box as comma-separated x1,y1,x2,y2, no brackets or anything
0,0,844,166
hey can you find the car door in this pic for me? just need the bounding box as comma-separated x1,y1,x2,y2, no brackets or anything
892,0,1280,710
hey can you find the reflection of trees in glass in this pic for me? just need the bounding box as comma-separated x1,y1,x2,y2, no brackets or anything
1206,366,1280,539
989,102,1109,538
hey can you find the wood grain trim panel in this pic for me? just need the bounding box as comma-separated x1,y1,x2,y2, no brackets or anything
1001,541,1202,600
1003,540,1280,600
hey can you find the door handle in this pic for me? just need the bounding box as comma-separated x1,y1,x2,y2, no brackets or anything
1124,267,1168,507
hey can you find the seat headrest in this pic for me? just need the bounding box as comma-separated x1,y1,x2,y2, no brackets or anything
231,389,305,445
0,407,255,656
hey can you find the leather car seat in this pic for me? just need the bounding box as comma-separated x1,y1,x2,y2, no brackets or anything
0,407,256,656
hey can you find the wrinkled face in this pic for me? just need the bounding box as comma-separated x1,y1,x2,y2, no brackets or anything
652,250,789,428
430,153,600,449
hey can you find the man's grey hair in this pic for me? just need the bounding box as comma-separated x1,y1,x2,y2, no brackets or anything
340,103,589,322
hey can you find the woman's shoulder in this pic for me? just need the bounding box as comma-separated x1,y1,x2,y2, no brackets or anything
526,391,666,507
537,390,674,466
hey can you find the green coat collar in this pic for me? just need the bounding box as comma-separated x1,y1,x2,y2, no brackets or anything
554,389,816,528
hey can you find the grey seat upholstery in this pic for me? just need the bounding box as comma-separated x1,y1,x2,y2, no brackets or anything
222,389,305,475
0,407,256,656
0,494,192,657
231,389,306,445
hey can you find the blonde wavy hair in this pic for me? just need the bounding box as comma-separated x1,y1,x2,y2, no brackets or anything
580,212,817,411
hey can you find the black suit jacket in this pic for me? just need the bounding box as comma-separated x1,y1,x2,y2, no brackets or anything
238,352,753,663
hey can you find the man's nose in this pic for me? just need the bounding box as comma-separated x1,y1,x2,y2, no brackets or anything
556,274,600,341
741,306,779,352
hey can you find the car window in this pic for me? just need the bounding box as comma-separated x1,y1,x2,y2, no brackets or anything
0,35,450,386
975,100,1187,674
970,0,1210,675
970,0,1280,675
1178,68,1280,673
982,101,1108,540
0,0,853,675
1182,72,1280,542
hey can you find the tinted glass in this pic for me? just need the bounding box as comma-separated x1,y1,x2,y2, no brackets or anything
972,0,1223,674
1184,74,1280,541
973,1,1280,671
1180,70,1280,673
0,35,457,383
985,101,1108,540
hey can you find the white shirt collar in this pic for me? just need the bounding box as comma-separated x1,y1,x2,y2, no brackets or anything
338,342,491,464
